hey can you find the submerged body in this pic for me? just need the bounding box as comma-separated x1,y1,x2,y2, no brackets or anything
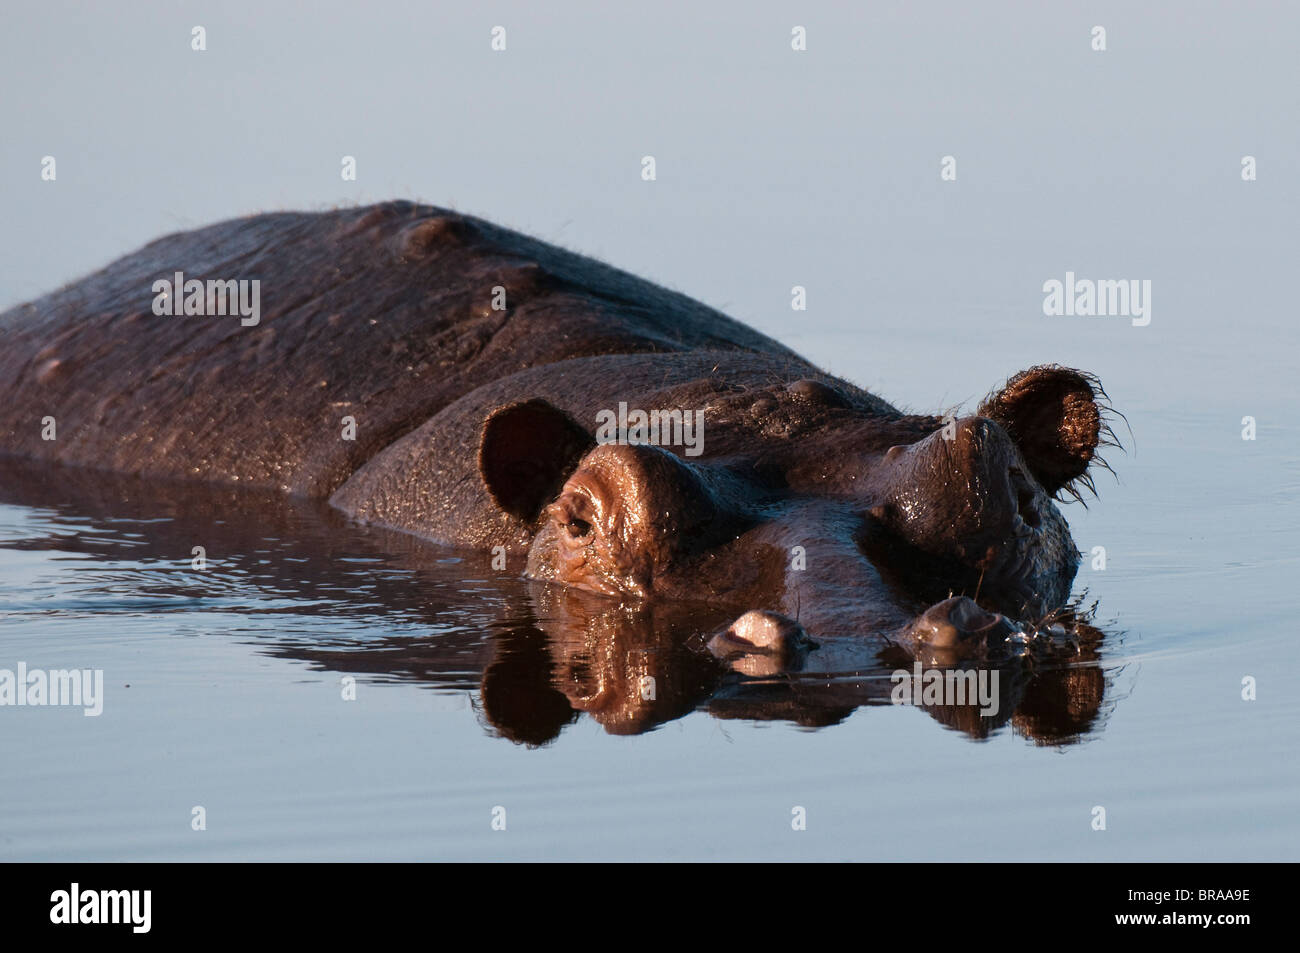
0,201,1114,665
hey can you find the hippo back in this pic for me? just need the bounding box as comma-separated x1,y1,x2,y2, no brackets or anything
0,201,796,496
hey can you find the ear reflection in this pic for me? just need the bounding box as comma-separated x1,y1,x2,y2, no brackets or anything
479,620,580,747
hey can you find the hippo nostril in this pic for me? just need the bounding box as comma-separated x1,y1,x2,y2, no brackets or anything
708,610,813,659
1016,487,1040,528
1009,467,1042,529
948,597,1000,633
905,595,1017,654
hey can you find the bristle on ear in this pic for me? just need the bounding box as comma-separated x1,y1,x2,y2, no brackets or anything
977,365,1124,501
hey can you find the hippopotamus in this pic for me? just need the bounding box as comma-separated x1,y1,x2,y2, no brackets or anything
0,200,1117,674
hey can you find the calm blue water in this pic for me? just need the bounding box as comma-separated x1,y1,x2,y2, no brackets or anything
2,1,1298,861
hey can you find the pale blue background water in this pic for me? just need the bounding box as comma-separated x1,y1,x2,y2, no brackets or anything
1,1,1297,860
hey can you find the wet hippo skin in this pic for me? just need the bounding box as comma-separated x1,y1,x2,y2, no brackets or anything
0,200,1119,666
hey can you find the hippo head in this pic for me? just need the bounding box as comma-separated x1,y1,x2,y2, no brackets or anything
477,365,1114,664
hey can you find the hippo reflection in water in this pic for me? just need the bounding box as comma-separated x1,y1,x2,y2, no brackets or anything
0,201,1122,743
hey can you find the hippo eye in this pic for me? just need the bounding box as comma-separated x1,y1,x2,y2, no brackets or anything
552,491,595,540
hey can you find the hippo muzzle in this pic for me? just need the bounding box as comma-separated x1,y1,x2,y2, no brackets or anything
868,415,1080,617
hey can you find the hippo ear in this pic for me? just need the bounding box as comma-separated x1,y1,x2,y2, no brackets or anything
479,399,595,521
977,365,1119,499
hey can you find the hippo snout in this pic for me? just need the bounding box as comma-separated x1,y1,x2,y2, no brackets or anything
881,417,1039,541
872,416,1079,615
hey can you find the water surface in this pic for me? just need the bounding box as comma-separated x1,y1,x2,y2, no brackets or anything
2,0,1298,861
